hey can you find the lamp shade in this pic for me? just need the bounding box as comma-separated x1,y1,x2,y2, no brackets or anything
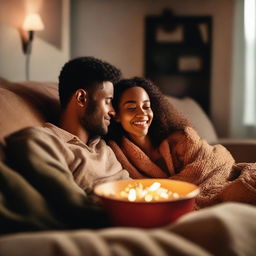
22,13,44,31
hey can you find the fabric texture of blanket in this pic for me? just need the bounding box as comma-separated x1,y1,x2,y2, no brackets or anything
108,127,256,208
0,159,109,235
0,202,256,256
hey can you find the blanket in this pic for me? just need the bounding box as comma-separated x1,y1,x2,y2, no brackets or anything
0,160,109,235
1,202,256,256
108,127,256,208
1,131,256,255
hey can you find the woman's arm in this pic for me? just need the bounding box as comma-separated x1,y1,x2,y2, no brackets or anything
168,127,235,208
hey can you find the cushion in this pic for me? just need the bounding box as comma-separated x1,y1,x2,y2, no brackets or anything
0,77,60,141
166,96,218,143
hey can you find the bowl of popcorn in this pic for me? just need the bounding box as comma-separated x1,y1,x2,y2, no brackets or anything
94,179,200,228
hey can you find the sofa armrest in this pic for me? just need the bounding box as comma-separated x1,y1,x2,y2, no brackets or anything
214,138,256,163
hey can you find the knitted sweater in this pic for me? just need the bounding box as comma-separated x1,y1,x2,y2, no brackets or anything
108,127,256,209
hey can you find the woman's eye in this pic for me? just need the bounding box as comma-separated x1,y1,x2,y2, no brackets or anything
127,107,136,111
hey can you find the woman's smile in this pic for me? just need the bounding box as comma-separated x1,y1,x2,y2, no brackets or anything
132,119,149,128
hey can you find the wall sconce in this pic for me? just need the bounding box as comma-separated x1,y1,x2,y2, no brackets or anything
20,13,44,80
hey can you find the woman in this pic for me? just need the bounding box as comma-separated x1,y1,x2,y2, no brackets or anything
106,77,256,208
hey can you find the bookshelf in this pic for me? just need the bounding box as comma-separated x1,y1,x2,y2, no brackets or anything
145,9,212,114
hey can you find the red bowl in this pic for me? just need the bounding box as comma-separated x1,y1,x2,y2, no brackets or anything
94,179,199,228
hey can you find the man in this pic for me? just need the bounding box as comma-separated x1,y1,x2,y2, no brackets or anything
7,56,130,191
2,56,129,231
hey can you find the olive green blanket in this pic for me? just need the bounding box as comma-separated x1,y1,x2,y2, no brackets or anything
0,160,108,235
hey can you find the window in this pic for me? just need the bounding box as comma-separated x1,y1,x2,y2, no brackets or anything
244,0,256,125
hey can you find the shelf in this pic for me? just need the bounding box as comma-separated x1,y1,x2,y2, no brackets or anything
144,9,212,115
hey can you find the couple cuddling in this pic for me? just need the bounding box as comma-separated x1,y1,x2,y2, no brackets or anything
5,56,256,212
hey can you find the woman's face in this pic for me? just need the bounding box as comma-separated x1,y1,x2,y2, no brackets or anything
116,86,153,139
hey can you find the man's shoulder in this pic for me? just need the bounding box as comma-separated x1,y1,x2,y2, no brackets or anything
5,124,61,144
7,126,48,138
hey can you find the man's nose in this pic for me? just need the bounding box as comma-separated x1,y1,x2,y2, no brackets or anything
109,105,116,117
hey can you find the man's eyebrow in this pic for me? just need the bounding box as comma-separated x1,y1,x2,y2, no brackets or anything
105,96,113,100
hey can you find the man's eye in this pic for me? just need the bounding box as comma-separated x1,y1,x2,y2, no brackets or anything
105,99,111,104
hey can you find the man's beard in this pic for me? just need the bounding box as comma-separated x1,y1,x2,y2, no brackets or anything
80,99,108,137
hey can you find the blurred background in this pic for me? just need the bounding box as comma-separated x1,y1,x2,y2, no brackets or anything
0,0,255,140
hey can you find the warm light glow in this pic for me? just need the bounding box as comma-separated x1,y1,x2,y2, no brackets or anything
22,13,44,31
244,0,255,43
243,0,256,124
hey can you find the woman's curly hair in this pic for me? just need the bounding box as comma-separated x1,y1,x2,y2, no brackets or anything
106,77,190,146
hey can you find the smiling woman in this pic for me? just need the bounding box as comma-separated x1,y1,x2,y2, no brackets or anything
107,77,189,147
105,76,256,209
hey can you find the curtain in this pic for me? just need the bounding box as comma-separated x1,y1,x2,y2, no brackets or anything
231,0,256,138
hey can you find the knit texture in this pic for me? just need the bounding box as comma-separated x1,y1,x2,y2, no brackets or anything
108,127,256,209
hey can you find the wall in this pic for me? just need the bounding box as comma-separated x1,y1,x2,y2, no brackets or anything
0,0,70,82
71,0,234,137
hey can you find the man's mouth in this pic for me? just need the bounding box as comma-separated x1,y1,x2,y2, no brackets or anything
104,117,111,125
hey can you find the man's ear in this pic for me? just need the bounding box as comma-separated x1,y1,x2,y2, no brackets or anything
75,89,87,107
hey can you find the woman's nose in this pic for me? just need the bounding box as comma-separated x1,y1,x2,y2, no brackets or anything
136,107,146,115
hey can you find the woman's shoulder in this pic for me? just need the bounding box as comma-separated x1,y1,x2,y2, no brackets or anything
165,126,201,144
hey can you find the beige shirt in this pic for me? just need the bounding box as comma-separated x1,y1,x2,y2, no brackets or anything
7,123,130,192
43,123,130,190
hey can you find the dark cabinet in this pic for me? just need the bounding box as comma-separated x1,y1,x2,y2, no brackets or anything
144,9,212,114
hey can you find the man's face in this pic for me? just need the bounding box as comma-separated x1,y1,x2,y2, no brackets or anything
81,81,115,136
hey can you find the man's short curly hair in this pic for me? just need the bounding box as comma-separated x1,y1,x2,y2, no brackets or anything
106,77,189,146
58,56,122,109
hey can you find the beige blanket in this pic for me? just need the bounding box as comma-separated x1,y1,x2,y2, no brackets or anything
1,202,256,256
108,127,256,208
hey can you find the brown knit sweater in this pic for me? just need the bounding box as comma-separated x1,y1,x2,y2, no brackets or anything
108,127,256,209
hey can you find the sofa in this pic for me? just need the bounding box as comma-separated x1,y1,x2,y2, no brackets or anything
0,76,256,255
